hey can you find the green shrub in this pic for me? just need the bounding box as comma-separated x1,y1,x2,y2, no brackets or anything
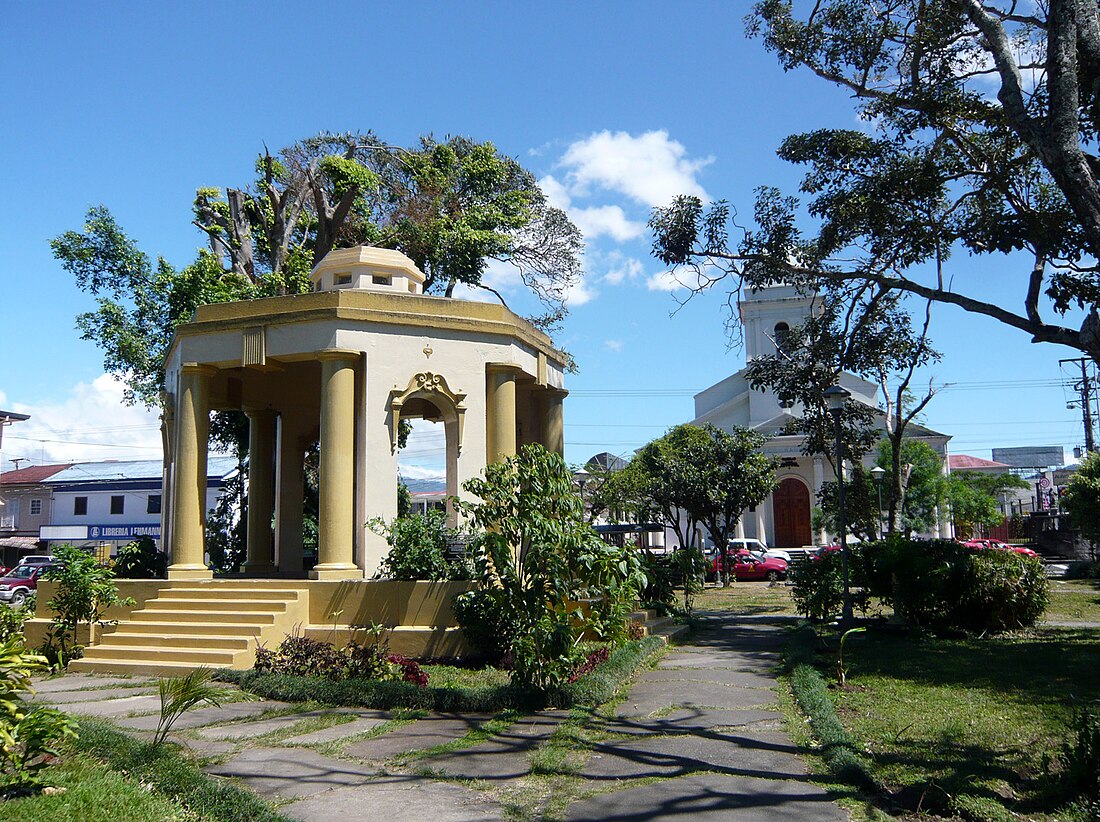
0,600,33,642
639,553,678,612
452,588,515,664
790,551,845,622
0,635,79,794
457,444,644,691
113,536,167,579
372,510,453,581
1065,561,1100,580
43,545,134,661
1059,703,1100,802
861,537,1049,632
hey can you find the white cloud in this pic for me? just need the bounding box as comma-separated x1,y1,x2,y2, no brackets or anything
558,130,712,207
570,205,645,242
603,254,644,286
565,275,597,307
1,376,162,469
604,339,624,352
647,270,686,292
538,174,572,211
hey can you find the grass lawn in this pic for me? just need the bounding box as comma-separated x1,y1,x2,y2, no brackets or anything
1044,580,1100,623
690,580,800,615
823,625,1100,820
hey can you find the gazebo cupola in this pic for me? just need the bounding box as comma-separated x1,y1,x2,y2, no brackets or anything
310,246,426,294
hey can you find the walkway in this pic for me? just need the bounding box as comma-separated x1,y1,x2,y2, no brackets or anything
34,613,847,821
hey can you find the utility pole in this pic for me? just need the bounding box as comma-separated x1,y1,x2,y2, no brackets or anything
1062,358,1096,453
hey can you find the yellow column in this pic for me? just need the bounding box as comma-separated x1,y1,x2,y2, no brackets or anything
168,364,215,580
486,364,518,464
545,390,565,456
274,415,306,578
312,350,360,580
243,409,277,575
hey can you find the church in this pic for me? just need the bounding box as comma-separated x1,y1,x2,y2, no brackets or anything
689,283,952,549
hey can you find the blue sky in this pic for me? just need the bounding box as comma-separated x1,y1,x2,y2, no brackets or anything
0,2,1089,477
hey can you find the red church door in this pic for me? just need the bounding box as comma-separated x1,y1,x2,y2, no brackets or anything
772,477,812,548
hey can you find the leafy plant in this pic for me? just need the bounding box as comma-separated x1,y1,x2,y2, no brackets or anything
44,544,135,661
457,444,642,691
1059,702,1100,802
836,626,866,687
371,509,459,581
113,536,167,579
153,668,229,746
252,629,427,686
0,635,79,794
0,599,33,642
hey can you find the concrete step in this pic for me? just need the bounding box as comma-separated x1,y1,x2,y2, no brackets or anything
103,632,252,650
157,587,303,601
128,609,279,625
140,598,290,613
81,644,244,666
69,657,231,677
119,620,267,637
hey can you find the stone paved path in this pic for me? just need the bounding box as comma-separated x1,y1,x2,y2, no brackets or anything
32,611,847,821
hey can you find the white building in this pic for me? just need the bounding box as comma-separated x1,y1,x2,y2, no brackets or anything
689,283,952,549
39,457,237,555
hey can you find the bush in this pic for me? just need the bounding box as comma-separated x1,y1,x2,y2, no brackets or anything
457,445,644,691
1065,561,1100,580
452,588,515,664
638,552,678,612
373,510,453,581
0,635,79,795
791,551,845,622
253,631,428,687
113,536,167,579
861,537,1049,632
1059,703,1100,802
43,545,134,661
0,600,33,642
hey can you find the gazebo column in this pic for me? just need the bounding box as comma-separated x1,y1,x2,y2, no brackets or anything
168,363,215,580
243,408,277,575
486,364,519,463
274,415,306,578
544,389,565,456
312,350,360,580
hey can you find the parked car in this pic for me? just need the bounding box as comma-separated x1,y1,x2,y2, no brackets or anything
726,538,792,564
712,549,788,582
0,563,54,607
16,554,52,566
961,539,1039,558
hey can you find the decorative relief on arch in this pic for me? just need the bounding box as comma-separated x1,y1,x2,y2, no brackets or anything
389,372,467,453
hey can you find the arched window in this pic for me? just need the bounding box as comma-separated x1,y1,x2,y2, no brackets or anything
773,322,791,352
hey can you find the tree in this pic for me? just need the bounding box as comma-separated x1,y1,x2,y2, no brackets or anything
816,463,882,543
1062,451,1100,549
54,133,583,414
634,424,777,584
43,545,134,659
651,1,1100,366
948,470,1029,538
875,439,948,536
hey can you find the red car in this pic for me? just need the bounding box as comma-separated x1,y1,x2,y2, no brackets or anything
712,549,788,581
962,539,1039,558
0,563,54,608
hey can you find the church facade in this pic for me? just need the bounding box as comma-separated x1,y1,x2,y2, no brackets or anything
689,283,952,549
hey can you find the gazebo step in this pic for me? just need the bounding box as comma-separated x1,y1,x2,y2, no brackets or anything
140,598,291,613
119,620,267,637
157,587,303,601
129,609,279,625
80,644,245,666
68,657,235,677
104,632,253,650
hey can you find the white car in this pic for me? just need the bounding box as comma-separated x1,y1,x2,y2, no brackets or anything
726,538,791,564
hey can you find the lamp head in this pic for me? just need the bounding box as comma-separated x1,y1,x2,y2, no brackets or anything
870,466,886,481
823,385,851,413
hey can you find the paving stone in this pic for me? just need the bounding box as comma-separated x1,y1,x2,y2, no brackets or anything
205,747,376,800
117,700,288,731
31,675,153,693
616,681,776,718
594,708,781,736
419,711,568,781
660,651,780,672
564,773,848,821
640,668,777,690
34,686,158,704
342,714,492,761
578,731,809,781
281,712,390,745
282,774,501,821
61,693,163,717
197,710,335,740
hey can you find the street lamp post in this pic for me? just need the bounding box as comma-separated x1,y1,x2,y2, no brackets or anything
870,465,886,539
823,385,853,625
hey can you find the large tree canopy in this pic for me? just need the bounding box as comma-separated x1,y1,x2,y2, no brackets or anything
651,0,1100,363
53,132,583,409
